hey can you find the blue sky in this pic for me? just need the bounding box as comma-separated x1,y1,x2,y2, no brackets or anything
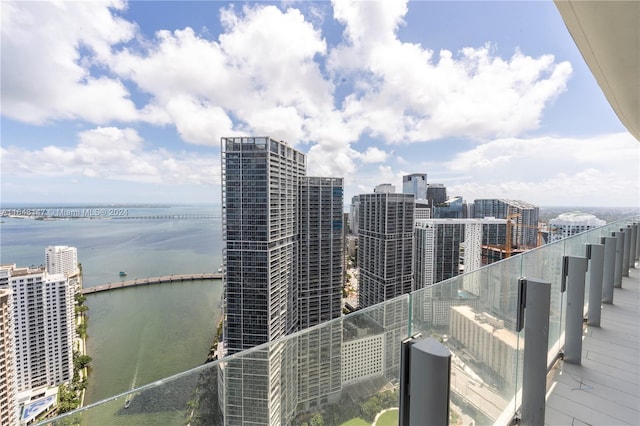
1,0,638,207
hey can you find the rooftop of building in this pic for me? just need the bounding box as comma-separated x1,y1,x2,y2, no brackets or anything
0,264,46,277
451,305,518,349
415,217,507,226
550,211,607,224
474,199,539,209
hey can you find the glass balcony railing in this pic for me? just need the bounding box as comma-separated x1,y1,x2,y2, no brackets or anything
38,216,640,426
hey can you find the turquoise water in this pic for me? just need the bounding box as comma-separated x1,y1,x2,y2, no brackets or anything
1,206,224,421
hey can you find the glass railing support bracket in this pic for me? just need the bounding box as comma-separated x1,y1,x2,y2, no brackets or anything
562,256,589,364
519,277,551,426
586,244,604,327
399,335,450,426
601,236,617,304
628,224,637,268
612,231,625,288
622,227,631,276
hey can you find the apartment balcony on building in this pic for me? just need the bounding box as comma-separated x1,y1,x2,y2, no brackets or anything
32,0,639,424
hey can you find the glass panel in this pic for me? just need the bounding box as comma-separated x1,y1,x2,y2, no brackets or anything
38,216,640,426
520,238,565,366
411,253,521,425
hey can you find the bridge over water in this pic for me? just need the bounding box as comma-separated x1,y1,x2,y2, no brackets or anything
82,273,222,294
113,214,220,220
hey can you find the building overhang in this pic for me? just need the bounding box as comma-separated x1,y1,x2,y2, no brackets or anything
555,1,640,141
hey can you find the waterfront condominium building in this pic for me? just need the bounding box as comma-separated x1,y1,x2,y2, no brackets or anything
45,246,78,277
548,211,606,242
473,199,540,248
0,264,75,393
221,137,304,425
402,173,427,200
45,246,81,293
222,137,306,353
220,136,343,424
0,288,18,426
297,177,343,409
298,177,344,329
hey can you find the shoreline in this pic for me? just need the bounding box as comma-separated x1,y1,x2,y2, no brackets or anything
206,313,224,363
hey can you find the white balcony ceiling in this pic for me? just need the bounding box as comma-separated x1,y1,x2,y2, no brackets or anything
555,0,639,141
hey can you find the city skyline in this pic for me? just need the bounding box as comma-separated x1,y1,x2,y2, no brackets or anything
1,1,639,207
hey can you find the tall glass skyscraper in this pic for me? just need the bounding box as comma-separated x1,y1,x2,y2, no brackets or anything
220,137,343,424
402,173,427,200
357,191,415,308
222,137,305,353
427,183,448,206
298,177,344,328
356,190,414,379
297,177,344,409
221,137,305,425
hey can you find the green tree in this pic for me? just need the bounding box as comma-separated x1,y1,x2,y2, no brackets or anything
76,323,87,338
310,413,324,426
361,398,382,422
379,389,398,409
75,354,92,370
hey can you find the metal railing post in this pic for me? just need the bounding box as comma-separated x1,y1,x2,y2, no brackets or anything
629,224,637,268
586,244,604,327
635,222,640,261
622,227,631,276
613,231,624,288
518,277,551,426
399,335,451,426
601,236,616,304
561,256,589,364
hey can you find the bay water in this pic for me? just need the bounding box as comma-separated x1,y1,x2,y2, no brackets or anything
0,205,224,422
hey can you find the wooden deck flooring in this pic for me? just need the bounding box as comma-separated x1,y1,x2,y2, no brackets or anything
545,262,640,425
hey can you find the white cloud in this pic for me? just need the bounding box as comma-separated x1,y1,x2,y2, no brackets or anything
109,4,338,148
4,0,630,208
444,133,639,206
1,0,573,147
164,96,236,146
359,146,390,164
328,0,572,143
1,1,139,124
1,127,219,185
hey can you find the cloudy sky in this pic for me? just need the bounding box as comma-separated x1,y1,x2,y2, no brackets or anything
1,0,638,207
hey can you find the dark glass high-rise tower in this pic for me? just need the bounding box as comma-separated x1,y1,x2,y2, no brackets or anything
356,188,414,378
221,137,305,425
298,177,344,328
221,137,343,424
222,137,305,353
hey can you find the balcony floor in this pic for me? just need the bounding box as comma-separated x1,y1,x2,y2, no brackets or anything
546,262,640,425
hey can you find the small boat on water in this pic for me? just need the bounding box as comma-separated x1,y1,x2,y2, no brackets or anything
124,396,131,409
119,271,127,277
